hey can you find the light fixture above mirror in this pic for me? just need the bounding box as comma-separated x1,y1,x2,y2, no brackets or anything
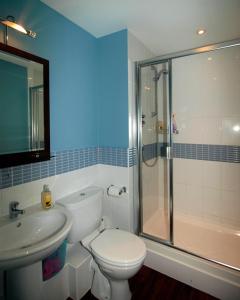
0,15,36,44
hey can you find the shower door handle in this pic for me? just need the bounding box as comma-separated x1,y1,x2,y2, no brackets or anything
166,146,173,160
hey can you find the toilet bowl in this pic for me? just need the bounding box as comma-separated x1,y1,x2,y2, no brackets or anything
58,186,146,300
90,228,146,300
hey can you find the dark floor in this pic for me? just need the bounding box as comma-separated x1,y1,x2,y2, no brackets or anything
80,265,219,300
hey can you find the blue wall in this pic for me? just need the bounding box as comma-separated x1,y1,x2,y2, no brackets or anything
0,0,129,155
97,30,129,148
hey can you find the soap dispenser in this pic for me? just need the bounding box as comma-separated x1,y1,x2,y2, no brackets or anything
41,184,52,209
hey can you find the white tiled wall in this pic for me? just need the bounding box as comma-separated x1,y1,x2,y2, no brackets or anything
96,164,134,232
0,165,134,232
172,46,240,146
173,158,240,228
0,166,96,217
172,45,240,229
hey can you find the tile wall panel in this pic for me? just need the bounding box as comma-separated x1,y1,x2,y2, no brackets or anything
0,147,135,189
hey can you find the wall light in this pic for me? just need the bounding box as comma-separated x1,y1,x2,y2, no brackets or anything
197,28,206,36
0,16,36,44
233,125,240,132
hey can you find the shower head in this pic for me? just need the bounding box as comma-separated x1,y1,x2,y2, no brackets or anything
151,66,168,81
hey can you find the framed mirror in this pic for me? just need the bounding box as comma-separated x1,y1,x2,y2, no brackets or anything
0,42,50,168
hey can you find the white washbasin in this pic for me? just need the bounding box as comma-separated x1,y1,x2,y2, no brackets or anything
0,204,72,270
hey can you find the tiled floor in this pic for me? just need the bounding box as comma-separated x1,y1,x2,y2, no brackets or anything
80,265,219,300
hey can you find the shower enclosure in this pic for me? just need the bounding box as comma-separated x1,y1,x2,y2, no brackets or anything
137,39,240,270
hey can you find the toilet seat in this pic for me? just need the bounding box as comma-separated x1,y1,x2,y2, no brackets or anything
90,229,146,267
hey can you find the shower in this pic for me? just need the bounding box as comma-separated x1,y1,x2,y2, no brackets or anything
137,40,240,271
142,65,168,167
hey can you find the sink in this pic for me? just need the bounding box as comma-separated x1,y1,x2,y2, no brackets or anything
0,204,72,270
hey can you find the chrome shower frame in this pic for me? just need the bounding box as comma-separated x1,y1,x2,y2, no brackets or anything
135,38,240,272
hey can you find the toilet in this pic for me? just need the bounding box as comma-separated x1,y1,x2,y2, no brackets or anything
58,186,146,300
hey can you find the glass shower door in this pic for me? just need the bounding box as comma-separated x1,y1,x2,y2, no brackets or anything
139,61,172,243
171,45,240,269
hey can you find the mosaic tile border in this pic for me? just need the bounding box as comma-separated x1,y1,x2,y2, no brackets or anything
2,142,238,189
0,147,135,189
143,142,240,163
98,147,128,167
128,147,137,167
173,143,240,163
142,143,165,161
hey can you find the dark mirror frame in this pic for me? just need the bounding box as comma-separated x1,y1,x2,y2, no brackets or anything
0,42,50,168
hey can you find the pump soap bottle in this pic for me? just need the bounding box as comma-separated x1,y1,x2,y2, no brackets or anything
41,184,52,209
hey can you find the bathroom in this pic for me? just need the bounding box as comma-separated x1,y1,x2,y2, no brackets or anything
0,0,240,299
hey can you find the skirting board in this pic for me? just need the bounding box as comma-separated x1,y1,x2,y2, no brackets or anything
143,238,240,300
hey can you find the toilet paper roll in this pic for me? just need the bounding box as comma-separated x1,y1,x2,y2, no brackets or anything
107,185,123,197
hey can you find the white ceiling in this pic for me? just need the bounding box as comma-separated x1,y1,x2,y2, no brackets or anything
41,0,240,55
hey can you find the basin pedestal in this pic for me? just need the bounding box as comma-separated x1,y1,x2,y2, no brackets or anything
6,261,69,300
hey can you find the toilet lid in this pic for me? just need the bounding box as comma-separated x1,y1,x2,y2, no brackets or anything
90,229,146,266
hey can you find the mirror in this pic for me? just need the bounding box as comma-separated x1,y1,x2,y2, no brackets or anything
0,43,50,167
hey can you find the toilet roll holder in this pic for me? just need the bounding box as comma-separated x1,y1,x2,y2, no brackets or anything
107,185,127,196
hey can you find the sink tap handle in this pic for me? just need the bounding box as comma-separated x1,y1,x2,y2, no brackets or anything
9,201,25,218
11,201,19,209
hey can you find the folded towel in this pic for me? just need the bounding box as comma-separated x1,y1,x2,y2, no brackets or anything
42,239,67,281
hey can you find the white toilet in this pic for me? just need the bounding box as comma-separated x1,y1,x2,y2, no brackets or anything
59,186,146,300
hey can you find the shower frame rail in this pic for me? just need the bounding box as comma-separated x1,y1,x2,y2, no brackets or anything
135,38,240,272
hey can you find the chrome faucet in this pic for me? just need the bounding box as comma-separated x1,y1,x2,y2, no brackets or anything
9,201,25,219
